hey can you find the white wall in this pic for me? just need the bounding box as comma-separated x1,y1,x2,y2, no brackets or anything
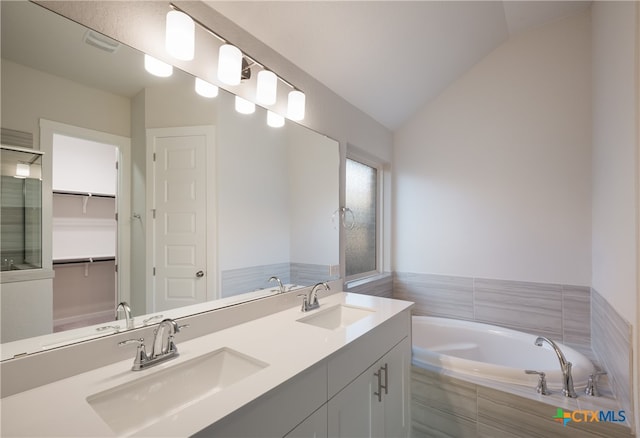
591,0,639,428
216,91,291,271
0,59,130,148
393,12,592,285
287,122,340,266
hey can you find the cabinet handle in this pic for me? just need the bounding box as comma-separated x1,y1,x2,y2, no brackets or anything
373,368,383,402
380,363,388,395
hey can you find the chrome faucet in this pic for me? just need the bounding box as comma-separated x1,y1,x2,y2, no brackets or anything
115,301,133,330
534,336,577,398
299,282,330,312
118,318,188,371
268,276,285,294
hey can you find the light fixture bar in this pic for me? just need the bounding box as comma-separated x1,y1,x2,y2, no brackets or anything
168,2,298,90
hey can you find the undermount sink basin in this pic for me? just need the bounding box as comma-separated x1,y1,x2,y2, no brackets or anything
297,304,375,330
87,348,268,435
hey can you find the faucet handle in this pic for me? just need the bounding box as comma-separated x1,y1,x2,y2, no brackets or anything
525,370,551,395
585,371,607,396
297,293,309,312
119,338,148,370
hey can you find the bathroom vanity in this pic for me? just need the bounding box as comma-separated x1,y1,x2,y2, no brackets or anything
0,292,412,437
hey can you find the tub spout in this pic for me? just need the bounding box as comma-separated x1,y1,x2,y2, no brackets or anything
534,336,577,398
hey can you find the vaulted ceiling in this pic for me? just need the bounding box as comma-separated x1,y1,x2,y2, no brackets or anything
207,1,591,130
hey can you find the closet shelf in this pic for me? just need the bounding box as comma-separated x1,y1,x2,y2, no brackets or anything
53,190,115,199
53,257,115,265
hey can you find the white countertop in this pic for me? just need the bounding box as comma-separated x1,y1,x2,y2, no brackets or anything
0,292,412,437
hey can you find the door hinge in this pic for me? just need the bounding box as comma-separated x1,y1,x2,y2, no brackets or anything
152,209,156,219
153,267,156,276
115,264,118,273
115,212,118,221
153,152,157,162
115,161,119,170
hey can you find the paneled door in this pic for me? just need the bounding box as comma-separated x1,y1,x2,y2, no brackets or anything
147,126,216,312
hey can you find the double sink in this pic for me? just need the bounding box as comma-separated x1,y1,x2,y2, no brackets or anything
87,303,375,435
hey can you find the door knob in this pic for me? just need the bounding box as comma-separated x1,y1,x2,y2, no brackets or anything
195,270,205,278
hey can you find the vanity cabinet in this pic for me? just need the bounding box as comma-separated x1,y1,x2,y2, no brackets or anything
327,337,410,438
284,405,328,438
198,308,411,438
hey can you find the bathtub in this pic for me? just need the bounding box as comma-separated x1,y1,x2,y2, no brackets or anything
412,316,594,389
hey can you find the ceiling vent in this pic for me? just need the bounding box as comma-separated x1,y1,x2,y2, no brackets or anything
83,30,120,54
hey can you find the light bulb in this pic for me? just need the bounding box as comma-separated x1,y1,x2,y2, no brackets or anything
15,163,30,178
235,96,255,114
144,54,173,77
267,111,285,128
287,90,306,121
218,44,242,85
256,70,277,105
195,77,219,98
165,10,195,61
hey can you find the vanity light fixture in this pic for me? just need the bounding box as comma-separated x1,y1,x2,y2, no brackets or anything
195,77,219,98
168,2,306,119
267,111,285,128
235,96,256,114
144,54,173,77
15,163,30,179
165,10,195,61
256,70,277,105
287,90,306,121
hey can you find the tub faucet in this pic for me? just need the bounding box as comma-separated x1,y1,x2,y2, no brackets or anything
115,301,133,330
534,336,577,398
268,276,285,294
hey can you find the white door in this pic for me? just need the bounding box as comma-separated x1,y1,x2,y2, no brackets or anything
147,126,215,311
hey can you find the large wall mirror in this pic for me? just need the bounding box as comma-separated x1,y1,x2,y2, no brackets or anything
0,1,339,359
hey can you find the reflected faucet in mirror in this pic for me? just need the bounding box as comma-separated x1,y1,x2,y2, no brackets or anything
115,302,133,330
268,276,285,294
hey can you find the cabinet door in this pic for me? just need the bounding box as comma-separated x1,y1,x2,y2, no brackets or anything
382,337,410,438
284,405,327,438
327,362,378,438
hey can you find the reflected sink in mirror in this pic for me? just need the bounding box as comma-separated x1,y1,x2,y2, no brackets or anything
87,348,268,435
297,304,375,330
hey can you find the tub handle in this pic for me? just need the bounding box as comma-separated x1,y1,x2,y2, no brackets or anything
374,368,382,402
585,371,607,397
525,370,550,395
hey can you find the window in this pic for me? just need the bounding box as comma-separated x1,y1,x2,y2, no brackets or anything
345,157,380,279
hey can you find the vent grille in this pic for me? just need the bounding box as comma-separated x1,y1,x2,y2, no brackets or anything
83,30,120,54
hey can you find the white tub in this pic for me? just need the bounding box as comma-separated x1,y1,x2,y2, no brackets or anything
412,316,594,389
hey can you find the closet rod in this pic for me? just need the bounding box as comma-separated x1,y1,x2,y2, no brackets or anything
53,190,115,199
53,257,115,265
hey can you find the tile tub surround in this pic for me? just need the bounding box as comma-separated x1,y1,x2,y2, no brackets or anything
393,272,591,347
394,272,635,434
411,366,632,438
592,288,634,433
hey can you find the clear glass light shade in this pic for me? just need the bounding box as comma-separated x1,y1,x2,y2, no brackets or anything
267,111,285,128
144,54,173,77
195,77,219,98
235,96,255,114
165,10,195,61
15,163,30,178
287,90,306,121
256,70,277,105
218,44,242,85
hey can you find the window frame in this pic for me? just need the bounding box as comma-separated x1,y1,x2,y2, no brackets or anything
344,148,385,283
